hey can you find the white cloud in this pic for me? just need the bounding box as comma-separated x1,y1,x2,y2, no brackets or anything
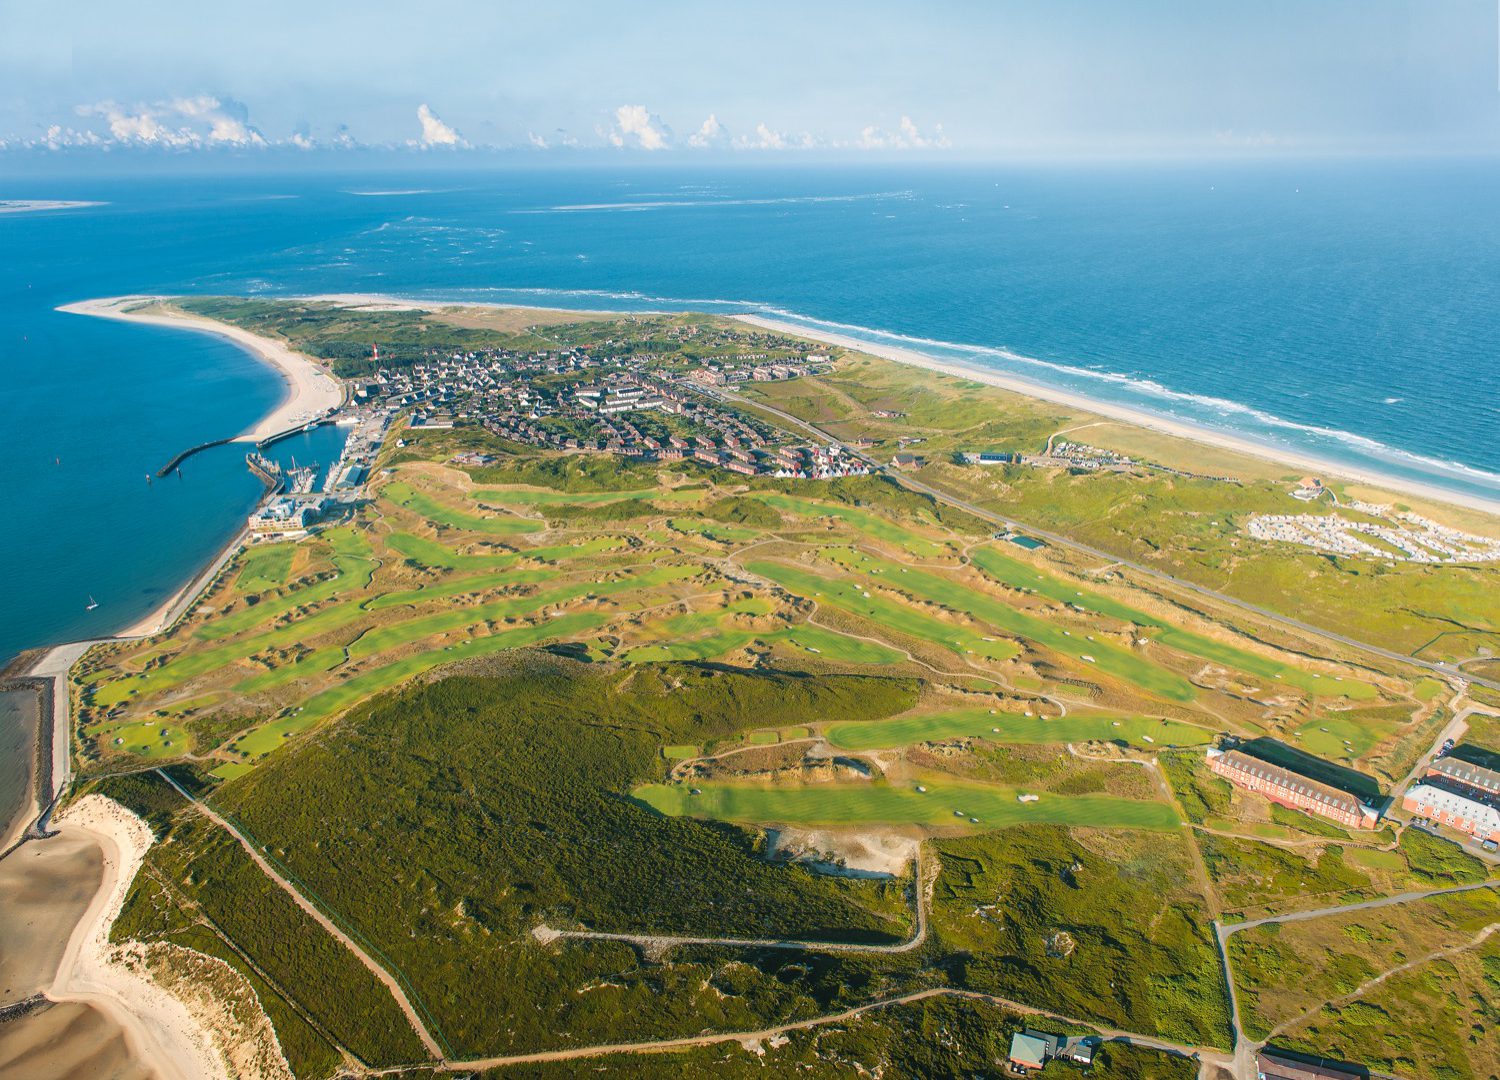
527,130,549,149
687,113,726,149
610,105,670,150
415,103,466,148
854,115,950,150
734,122,788,150
171,95,266,146
69,95,267,149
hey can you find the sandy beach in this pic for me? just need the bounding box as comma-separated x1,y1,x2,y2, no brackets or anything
45,795,230,1080
730,313,1500,520
58,296,344,443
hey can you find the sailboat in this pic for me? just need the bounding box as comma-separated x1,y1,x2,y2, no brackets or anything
85,595,98,611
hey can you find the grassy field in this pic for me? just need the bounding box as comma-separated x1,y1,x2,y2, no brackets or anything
1229,886,1500,1041
825,708,1213,751
748,559,1021,663
383,481,543,535
824,548,1197,701
971,547,1379,700
636,776,1179,831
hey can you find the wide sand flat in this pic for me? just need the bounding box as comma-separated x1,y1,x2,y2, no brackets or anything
0,831,102,1004
0,1000,156,1080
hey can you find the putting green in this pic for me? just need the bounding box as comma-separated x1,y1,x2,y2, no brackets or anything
970,547,1377,700
636,777,1179,831
825,708,1213,751
235,543,295,592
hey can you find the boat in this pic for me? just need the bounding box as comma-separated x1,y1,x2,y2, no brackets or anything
85,595,98,611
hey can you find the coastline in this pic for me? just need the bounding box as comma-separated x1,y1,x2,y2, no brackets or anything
48,794,229,1080
273,291,1500,519
58,296,344,443
730,312,1500,520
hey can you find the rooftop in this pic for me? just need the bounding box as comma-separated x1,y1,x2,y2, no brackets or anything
1209,748,1375,819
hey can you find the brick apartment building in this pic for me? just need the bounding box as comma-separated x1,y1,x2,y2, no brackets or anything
1206,747,1380,830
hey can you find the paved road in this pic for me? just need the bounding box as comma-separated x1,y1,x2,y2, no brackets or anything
1394,706,1482,795
1218,879,1497,938
719,387,1498,695
155,769,445,1061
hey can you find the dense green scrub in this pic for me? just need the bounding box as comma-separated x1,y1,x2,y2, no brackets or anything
96,772,429,1067
215,662,922,1056
486,996,1197,1079
930,827,1233,1049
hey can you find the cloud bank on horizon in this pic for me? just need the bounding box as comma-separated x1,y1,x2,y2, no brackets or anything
2,0,1496,157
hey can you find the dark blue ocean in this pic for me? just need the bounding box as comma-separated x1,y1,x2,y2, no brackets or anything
4,160,1500,664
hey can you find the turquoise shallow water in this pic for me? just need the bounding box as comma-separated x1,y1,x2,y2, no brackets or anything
3,159,1499,663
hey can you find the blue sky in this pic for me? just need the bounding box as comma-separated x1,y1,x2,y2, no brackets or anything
2,1,1497,156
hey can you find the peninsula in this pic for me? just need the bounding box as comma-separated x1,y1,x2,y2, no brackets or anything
6,294,1500,1080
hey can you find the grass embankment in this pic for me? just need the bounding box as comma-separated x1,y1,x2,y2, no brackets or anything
825,708,1213,751
218,663,922,1057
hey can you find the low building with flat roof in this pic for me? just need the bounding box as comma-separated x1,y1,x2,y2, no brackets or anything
1403,781,1500,843
1207,747,1380,830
